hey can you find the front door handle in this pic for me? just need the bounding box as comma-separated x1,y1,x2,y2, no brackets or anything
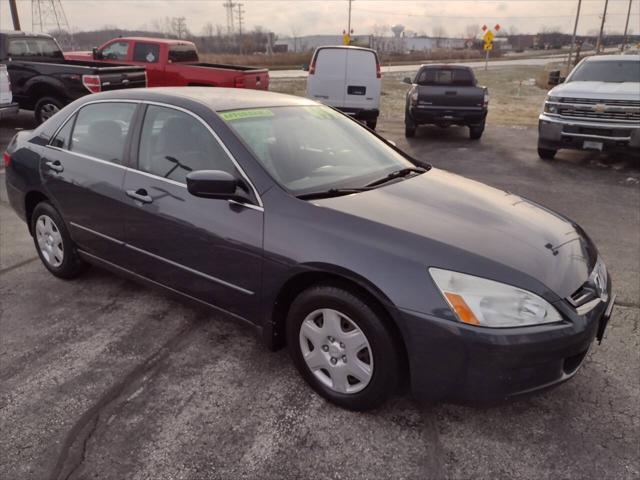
126,188,153,204
45,160,64,173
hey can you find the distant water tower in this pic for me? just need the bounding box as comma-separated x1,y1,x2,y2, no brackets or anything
391,24,405,38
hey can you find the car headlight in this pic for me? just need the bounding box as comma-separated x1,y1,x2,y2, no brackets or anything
543,95,562,114
429,268,563,328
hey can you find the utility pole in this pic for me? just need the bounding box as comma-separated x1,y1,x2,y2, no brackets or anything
9,0,21,30
621,0,633,52
596,0,609,53
236,3,244,53
567,0,582,69
347,0,353,35
223,0,236,35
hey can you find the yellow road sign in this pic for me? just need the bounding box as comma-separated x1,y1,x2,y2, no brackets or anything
484,42,493,51
483,30,494,43
343,33,351,45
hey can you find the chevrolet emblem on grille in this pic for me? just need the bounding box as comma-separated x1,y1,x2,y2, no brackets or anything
593,103,607,113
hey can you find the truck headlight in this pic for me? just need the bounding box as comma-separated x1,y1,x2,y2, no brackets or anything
543,95,561,114
429,268,563,328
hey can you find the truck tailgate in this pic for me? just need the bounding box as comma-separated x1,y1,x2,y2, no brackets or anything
190,63,269,90
417,85,485,108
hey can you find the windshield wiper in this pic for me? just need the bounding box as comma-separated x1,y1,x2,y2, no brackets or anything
296,188,370,200
365,167,426,188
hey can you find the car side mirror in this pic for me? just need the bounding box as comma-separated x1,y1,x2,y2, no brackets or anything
402,77,412,84
92,47,102,60
186,170,248,202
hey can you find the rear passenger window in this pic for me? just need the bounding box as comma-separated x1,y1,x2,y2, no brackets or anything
70,103,137,164
137,105,236,184
51,116,74,149
417,68,475,86
133,43,159,63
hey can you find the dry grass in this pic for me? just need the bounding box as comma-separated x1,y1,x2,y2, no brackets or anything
270,65,549,127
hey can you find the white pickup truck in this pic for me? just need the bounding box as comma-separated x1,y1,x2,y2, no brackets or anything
0,64,19,121
538,54,640,159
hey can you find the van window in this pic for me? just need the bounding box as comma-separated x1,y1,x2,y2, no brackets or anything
314,49,347,76
417,68,475,87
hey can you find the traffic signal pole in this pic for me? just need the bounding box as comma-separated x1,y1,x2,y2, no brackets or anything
567,0,582,69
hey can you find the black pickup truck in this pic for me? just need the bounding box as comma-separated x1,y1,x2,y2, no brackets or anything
403,65,488,140
0,31,147,123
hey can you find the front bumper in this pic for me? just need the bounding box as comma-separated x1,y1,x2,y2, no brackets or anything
0,102,19,120
401,284,614,405
538,113,640,152
337,107,379,122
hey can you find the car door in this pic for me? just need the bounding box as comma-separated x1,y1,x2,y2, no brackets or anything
41,101,139,265
131,42,163,87
306,48,347,108
344,49,381,111
121,103,264,319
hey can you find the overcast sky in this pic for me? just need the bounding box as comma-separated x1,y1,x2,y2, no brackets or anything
1,0,639,37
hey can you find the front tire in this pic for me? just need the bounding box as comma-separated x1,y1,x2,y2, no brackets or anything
34,96,64,124
287,284,401,411
538,147,557,160
31,202,86,279
405,117,417,138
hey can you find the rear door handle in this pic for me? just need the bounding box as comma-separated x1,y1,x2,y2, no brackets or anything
45,160,64,173
126,188,153,204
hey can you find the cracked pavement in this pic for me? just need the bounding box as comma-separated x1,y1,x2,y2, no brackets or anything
1,112,639,479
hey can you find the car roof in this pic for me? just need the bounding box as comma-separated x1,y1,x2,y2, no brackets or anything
419,63,472,69
92,87,319,112
0,30,52,38
115,37,195,45
584,54,640,62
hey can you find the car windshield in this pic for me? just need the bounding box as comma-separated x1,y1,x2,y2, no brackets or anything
221,106,417,195
568,59,640,82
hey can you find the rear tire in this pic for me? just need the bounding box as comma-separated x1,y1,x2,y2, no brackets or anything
469,123,485,140
286,284,401,411
405,117,417,138
538,147,557,160
366,119,377,130
31,202,86,279
34,96,64,125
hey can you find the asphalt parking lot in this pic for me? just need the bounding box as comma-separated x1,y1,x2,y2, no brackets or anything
1,111,639,480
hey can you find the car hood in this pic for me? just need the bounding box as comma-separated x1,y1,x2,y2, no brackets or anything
314,168,596,299
551,81,639,101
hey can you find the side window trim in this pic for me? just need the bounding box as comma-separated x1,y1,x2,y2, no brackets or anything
48,112,77,150
132,101,263,208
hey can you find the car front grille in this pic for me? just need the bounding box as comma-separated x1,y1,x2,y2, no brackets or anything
557,98,640,123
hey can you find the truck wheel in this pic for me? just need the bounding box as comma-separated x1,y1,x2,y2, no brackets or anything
538,147,557,160
469,124,484,140
366,120,377,130
405,118,416,138
35,97,64,124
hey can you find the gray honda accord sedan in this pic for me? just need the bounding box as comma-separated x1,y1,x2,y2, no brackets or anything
4,88,615,410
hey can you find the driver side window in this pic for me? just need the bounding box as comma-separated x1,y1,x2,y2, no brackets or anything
101,41,129,60
137,105,236,184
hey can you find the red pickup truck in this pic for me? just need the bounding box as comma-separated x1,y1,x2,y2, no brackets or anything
65,37,269,90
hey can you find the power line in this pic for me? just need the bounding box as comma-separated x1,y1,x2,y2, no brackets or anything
352,6,634,19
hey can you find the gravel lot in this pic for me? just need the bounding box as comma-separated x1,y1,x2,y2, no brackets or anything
1,107,639,480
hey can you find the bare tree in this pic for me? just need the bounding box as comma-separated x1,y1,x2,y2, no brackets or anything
432,25,447,47
465,24,478,40
171,17,189,39
202,22,215,38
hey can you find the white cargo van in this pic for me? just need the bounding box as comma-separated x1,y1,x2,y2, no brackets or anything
0,64,19,120
306,46,381,129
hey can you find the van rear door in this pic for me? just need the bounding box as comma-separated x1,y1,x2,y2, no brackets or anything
306,48,347,107
343,49,380,111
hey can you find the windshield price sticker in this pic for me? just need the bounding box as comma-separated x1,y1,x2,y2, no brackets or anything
220,109,275,121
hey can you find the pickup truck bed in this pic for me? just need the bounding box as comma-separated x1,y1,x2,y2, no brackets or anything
404,65,488,140
65,37,269,90
1,31,147,123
